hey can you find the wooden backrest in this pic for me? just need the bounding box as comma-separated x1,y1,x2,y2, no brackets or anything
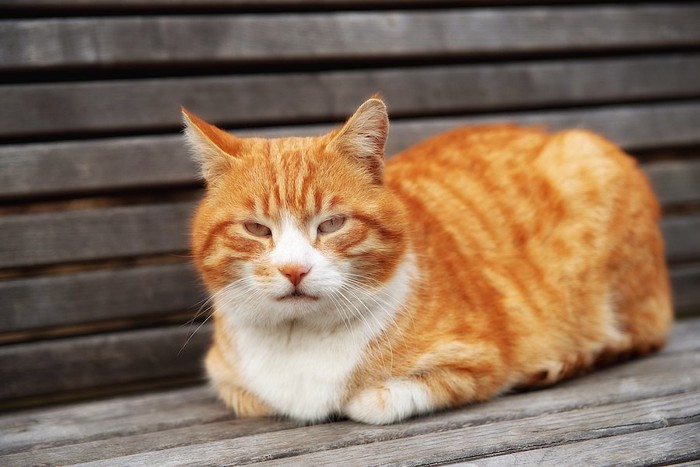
1,0,699,407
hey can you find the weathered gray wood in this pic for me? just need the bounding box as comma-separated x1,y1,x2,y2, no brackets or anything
662,214,700,263
461,423,700,466
672,265,700,315
64,391,700,466
1,320,697,458
3,361,699,465
644,159,700,207
0,201,196,268
1,262,697,335
0,198,695,269
0,324,211,400
0,0,617,10
3,55,700,137
2,101,700,199
0,262,203,333
2,6,700,71
0,319,697,453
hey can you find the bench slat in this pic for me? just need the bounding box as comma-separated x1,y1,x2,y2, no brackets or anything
0,195,696,271
54,391,700,466
3,376,699,464
662,214,700,263
0,201,196,269
671,265,700,315
0,325,210,400
2,6,700,71
3,55,700,137
450,423,700,467
0,0,629,11
0,263,202,334
2,101,700,200
0,318,697,460
1,263,698,335
644,159,700,206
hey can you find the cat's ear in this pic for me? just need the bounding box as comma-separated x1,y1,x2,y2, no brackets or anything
328,97,389,184
182,107,242,183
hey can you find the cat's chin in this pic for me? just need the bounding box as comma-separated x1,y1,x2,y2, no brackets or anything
275,291,319,302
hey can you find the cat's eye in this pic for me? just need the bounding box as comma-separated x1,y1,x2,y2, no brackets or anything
318,216,346,234
244,222,272,237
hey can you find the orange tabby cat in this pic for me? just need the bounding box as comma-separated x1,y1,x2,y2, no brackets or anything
183,98,672,425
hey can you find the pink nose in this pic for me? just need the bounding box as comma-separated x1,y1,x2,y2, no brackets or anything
278,263,310,286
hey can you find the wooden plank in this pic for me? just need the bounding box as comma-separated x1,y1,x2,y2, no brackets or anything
459,423,700,467
60,391,700,466
3,55,700,137
0,198,696,270
0,324,211,400
0,0,618,12
645,159,700,206
672,265,700,315
0,318,700,424
662,214,700,263
0,201,196,268
4,383,699,465
2,101,700,200
0,263,203,334
1,262,697,335
0,319,696,455
2,6,700,71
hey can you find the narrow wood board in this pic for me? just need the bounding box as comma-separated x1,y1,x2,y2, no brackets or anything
0,319,697,458
458,423,700,466
63,391,700,466
2,6,700,71
0,262,203,333
3,55,699,137
2,102,699,199
0,201,196,268
0,0,638,11
0,324,211,400
1,263,697,335
3,365,699,465
0,199,695,269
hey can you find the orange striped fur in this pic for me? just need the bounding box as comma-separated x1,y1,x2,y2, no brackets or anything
183,98,672,424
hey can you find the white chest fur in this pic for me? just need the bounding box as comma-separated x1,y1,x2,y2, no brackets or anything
227,254,416,422
232,321,374,421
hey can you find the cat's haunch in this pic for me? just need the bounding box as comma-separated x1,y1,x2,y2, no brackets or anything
184,98,672,425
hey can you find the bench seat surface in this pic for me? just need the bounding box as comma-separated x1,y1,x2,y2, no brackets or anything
1,318,698,466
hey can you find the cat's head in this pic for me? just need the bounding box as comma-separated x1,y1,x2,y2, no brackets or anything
184,98,410,329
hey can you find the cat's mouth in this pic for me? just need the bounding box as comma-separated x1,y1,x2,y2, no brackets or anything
277,290,319,301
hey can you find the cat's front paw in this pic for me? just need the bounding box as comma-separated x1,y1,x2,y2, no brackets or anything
217,383,273,418
343,379,434,424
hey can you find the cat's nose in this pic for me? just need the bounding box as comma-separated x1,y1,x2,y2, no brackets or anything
278,263,311,286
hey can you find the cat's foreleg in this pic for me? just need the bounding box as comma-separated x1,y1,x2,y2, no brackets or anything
206,343,273,418
344,341,505,424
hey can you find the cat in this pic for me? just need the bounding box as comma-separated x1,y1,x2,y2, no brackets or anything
182,97,672,425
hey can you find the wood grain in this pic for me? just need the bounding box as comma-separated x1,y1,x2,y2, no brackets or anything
3,55,700,137
0,0,636,11
661,214,700,263
0,319,697,440
0,324,211,400
1,263,697,335
0,201,196,268
2,102,700,199
0,198,694,269
3,6,700,72
460,423,700,466
63,391,700,466
672,265,700,315
0,262,203,333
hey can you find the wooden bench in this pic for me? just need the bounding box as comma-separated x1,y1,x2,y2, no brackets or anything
1,0,699,464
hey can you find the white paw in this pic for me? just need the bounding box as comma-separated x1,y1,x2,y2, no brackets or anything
343,379,434,424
